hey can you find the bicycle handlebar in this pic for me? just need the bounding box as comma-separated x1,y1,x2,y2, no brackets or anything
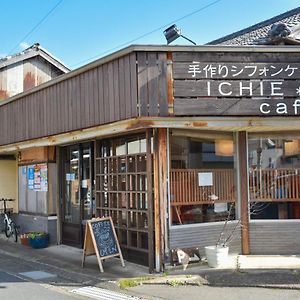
0,198,15,202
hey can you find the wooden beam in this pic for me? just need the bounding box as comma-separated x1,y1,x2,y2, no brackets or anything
153,128,168,272
158,128,168,271
146,129,154,272
2,117,300,154
238,131,250,255
56,146,62,244
153,129,161,272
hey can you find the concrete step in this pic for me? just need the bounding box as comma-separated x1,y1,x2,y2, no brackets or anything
238,255,300,269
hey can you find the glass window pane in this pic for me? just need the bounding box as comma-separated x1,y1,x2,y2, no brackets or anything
248,135,300,220
170,131,236,225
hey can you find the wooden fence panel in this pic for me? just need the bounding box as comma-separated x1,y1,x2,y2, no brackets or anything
0,53,139,146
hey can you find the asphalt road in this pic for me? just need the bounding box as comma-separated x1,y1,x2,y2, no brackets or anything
131,284,300,300
0,271,79,300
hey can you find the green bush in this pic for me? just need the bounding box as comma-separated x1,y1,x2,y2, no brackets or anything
27,232,48,239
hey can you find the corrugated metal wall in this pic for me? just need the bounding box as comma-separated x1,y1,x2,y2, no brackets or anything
169,222,241,256
170,220,300,256
0,56,63,101
250,220,300,254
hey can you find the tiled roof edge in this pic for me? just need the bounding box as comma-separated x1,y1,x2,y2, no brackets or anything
207,7,300,45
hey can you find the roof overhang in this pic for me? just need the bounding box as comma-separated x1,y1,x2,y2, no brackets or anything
1,116,300,154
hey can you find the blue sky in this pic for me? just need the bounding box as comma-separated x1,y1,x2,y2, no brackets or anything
1,0,299,69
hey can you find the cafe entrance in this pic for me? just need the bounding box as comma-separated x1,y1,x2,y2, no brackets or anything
60,143,94,247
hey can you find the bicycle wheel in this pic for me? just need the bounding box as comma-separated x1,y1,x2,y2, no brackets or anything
4,219,10,238
12,224,18,243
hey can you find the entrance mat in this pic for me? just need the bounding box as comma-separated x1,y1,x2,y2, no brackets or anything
71,286,145,300
19,271,57,280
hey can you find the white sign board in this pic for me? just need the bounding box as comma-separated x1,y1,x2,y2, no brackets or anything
198,172,213,186
214,203,228,213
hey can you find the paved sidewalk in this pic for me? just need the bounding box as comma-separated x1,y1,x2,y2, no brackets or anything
2,234,300,300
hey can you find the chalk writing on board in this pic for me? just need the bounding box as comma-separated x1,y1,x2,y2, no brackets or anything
91,220,118,257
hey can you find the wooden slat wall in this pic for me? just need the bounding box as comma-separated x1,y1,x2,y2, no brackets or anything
0,53,138,146
170,169,235,205
250,221,300,254
249,168,300,202
137,52,168,117
169,222,241,256
172,51,300,116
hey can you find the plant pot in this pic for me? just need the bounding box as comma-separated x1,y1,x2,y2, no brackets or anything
20,234,30,246
205,245,229,268
29,234,49,249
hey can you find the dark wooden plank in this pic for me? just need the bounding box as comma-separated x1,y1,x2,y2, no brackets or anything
174,98,300,116
84,71,90,128
173,62,300,80
93,68,100,125
56,82,62,133
137,52,148,116
118,57,126,120
124,55,132,119
75,75,81,130
63,80,69,132
80,72,87,129
67,78,73,132
113,59,120,120
97,66,105,124
108,62,115,122
130,52,138,118
148,52,158,116
103,63,110,124
88,69,94,127
173,79,300,98
172,51,300,63
157,53,168,116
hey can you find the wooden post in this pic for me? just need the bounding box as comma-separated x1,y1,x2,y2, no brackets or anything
238,131,250,255
146,129,154,273
158,128,168,271
153,128,168,272
153,129,161,272
56,146,62,244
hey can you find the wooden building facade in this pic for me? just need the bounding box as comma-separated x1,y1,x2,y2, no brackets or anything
2,45,300,272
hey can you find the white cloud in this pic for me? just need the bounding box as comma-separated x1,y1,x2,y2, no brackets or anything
0,53,7,58
20,42,29,50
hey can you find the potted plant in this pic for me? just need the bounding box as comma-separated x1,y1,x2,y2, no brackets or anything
20,232,32,246
205,203,241,268
27,232,49,249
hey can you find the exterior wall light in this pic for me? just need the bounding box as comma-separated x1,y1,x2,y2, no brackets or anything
163,24,196,45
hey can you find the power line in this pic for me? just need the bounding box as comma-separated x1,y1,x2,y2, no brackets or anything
8,0,64,55
71,0,222,68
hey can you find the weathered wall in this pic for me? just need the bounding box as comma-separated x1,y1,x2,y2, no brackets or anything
0,160,17,211
0,56,63,101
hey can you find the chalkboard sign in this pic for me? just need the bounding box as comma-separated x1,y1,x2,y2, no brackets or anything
91,219,118,257
82,217,125,273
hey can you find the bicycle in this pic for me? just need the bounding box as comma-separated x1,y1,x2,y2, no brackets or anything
0,198,19,242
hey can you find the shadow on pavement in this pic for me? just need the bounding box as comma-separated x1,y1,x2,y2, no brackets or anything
203,269,300,288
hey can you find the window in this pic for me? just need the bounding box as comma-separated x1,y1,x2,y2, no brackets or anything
170,130,236,225
248,135,300,220
95,134,151,264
